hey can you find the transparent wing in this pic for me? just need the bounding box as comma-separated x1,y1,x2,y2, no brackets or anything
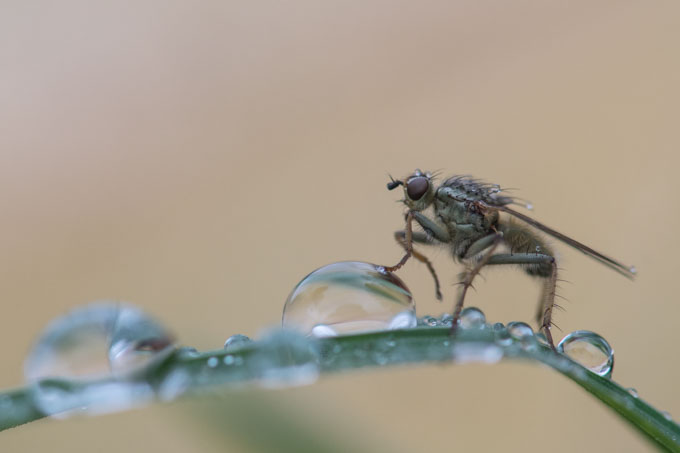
484,203,636,279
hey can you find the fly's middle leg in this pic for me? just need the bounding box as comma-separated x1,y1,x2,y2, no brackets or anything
451,232,503,334
394,230,442,300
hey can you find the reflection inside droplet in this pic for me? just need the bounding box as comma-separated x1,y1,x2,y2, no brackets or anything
557,330,614,378
282,261,416,336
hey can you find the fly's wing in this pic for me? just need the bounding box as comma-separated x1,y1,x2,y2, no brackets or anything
483,203,636,279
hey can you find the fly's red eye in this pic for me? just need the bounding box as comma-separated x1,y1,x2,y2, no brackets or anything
406,176,429,200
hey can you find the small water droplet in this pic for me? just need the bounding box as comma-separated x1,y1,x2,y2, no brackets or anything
493,323,512,346
439,313,453,327
526,203,534,211
250,329,320,389
629,266,637,275
662,411,673,421
459,307,486,329
557,330,614,378
507,321,534,340
420,315,438,327
282,261,416,336
627,388,639,398
224,334,252,351
206,357,219,368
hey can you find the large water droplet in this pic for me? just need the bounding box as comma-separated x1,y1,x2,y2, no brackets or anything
249,329,321,389
458,307,486,329
24,302,174,417
557,330,614,378
282,261,416,336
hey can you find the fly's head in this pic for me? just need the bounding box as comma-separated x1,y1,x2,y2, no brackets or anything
387,169,435,211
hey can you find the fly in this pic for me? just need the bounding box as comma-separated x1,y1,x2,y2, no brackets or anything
385,169,636,350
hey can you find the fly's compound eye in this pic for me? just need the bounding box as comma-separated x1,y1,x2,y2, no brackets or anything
406,176,429,201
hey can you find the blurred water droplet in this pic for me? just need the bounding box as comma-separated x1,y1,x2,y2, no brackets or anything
282,261,416,336
662,411,673,421
206,357,219,368
507,321,534,340
23,302,174,418
25,302,174,383
224,334,252,351
223,355,235,365
557,330,614,378
629,266,637,275
250,329,320,389
459,307,486,329
627,388,639,398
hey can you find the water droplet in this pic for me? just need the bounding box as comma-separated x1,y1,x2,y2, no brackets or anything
206,357,219,368
557,330,614,378
629,266,637,275
282,261,416,336
419,315,438,327
493,323,512,346
459,307,486,329
23,302,174,418
507,321,534,340
250,329,320,389
224,334,252,351
526,203,534,211
627,388,639,398
439,313,453,327
662,411,673,421
25,302,175,383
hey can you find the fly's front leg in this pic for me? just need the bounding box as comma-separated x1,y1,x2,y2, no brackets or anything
484,253,558,350
385,211,415,273
394,230,442,300
451,233,503,334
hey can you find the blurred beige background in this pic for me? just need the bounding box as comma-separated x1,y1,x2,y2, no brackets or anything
1,1,678,452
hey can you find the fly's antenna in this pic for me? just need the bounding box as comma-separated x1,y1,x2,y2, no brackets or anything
387,175,404,191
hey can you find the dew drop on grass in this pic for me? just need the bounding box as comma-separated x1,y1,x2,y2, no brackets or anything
23,301,175,418
458,307,486,329
557,330,614,378
282,261,416,336
507,321,534,340
224,334,252,351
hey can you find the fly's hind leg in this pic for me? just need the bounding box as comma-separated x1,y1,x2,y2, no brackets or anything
394,231,442,300
484,253,558,350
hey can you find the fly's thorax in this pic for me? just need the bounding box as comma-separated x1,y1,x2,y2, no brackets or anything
434,186,493,228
